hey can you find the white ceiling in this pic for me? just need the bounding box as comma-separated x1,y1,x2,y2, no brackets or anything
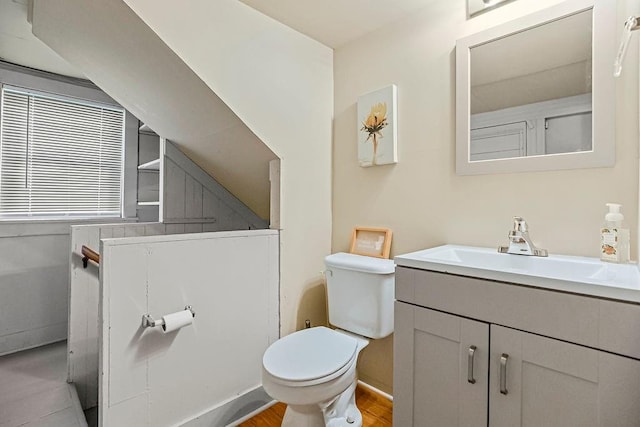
0,0,427,82
0,0,84,78
3,0,432,74
238,0,434,48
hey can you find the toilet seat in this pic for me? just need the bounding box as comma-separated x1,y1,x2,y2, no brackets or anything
263,327,358,387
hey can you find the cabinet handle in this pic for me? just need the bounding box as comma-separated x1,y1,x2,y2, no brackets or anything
467,345,477,384
500,353,509,395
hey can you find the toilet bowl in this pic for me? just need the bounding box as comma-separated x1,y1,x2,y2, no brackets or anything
262,253,395,427
262,326,369,427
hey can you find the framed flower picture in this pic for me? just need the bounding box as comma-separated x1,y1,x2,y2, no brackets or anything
357,85,398,167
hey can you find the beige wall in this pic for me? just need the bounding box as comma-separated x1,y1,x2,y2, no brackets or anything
123,0,334,335
334,0,639,393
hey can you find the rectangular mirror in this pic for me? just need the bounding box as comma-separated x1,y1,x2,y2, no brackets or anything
456,0,616,175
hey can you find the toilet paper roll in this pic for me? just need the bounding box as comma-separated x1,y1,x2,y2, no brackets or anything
161,309,194,333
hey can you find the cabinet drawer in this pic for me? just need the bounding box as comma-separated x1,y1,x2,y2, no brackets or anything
396,267,640,358
397,267,599,349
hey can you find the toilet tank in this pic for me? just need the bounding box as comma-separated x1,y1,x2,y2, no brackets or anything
324,253,395,339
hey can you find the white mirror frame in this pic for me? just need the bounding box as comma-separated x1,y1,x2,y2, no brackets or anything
456,0,616,175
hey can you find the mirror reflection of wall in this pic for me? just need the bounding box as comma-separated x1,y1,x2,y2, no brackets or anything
469,9,593,161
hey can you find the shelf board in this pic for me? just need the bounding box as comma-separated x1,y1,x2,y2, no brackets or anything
137,201,160,206
138,123,157,135
138,159,160,171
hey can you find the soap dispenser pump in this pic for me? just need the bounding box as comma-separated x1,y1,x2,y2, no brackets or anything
600,203,630,263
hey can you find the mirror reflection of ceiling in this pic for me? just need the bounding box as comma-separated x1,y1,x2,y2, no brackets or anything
470,9,592,114
0,0,84,78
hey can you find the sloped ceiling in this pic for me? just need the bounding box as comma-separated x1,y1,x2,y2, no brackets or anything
0,0,83,78
30,0,277,219
238,0,436,48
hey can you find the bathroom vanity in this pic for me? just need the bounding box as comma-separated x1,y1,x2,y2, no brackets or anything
393,245,640,426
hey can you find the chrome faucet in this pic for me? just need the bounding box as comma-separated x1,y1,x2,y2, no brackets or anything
498,217,548,257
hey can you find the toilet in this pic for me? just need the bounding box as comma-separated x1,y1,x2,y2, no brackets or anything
262,252,395,427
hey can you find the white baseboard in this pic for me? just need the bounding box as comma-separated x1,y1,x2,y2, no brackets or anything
178,385,273,427
357,380,393,401
0,327,66,357
226,399,278,426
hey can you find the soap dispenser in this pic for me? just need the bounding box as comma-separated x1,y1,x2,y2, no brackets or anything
600,203,630,263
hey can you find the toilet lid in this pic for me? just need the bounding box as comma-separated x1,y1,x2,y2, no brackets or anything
263,327,358,382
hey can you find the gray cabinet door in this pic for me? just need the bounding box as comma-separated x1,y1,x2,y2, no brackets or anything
490,325,640,427
394,302,489,426
470,121,527,161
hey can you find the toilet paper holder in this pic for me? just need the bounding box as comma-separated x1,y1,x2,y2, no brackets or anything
142,305,196,329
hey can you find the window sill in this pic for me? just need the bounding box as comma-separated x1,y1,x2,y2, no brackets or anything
0,217,138,238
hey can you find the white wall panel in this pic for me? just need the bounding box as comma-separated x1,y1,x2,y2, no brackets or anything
185,175,203,219
69,222,167,409
101,243,149,406
0,233,69,356
165,224,185,234
184,224,203,234
69,223,275,411
99,230,279,426
68,226,98,409
164,159,186,221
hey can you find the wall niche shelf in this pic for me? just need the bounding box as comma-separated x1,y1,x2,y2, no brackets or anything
135,123,268,229
138,123,157,135
138,159,160,171
137,122,161,222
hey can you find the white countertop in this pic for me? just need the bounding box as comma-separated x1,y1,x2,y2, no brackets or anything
395,245,640,303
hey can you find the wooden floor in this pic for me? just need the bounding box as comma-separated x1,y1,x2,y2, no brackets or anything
0,341,87,427
239,385,392,426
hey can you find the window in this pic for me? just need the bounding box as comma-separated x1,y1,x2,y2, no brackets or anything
0,85,125,219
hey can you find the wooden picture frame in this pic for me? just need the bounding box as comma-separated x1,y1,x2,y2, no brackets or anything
349,227,393,259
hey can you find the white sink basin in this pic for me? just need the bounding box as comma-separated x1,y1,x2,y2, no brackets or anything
395,245,640,302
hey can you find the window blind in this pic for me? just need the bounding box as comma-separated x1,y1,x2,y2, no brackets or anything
0,86,124,219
